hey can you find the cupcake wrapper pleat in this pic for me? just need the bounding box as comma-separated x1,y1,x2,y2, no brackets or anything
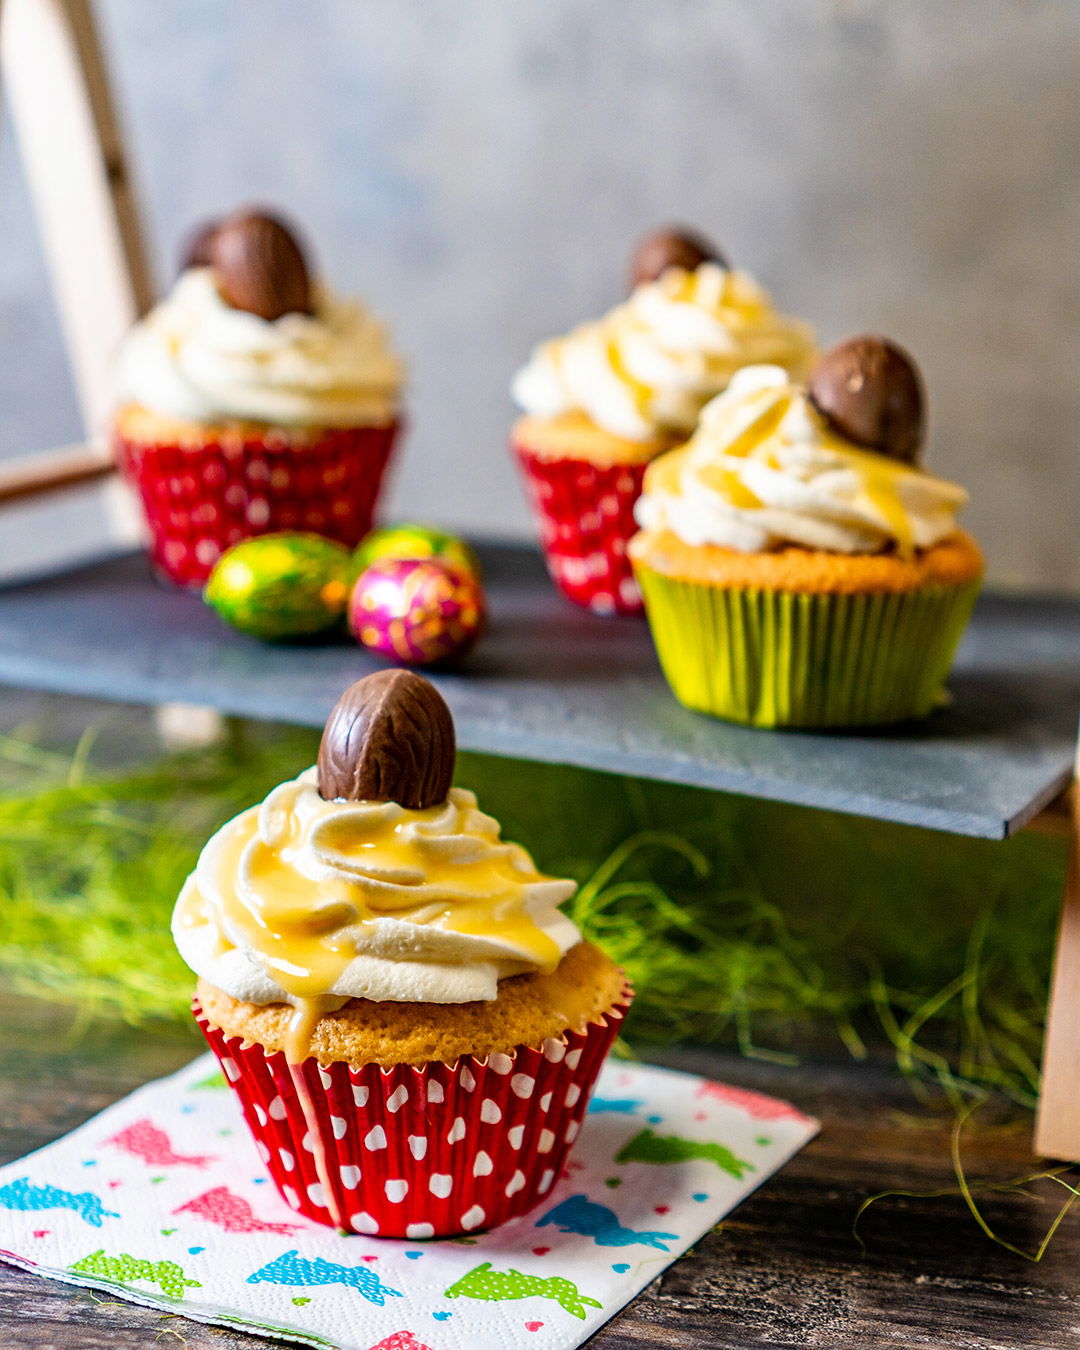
513,443,647,615
194,989,630,1239
634,563,981,728
116,421,400,588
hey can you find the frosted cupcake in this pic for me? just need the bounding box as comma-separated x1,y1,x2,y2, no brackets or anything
629,337,983,728
175,670,630,1237
114,209,403,587
511,227,815,615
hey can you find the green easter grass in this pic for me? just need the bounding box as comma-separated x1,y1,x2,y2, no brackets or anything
0,718,1065,1110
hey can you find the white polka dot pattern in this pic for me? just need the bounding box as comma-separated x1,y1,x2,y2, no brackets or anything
513,444,648,615
194,981,631,1238
114,422,399,587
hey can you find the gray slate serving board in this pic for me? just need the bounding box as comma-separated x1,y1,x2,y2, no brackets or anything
0,543,1076,839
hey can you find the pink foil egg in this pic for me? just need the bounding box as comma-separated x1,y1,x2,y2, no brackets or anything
348,556,486,666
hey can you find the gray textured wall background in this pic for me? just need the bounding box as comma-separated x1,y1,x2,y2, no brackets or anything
1,0,1078,587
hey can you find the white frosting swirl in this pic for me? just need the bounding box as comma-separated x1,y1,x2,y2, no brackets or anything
634,365,969,555
116,268,403,427
172,771,581,1006
512,263,815,442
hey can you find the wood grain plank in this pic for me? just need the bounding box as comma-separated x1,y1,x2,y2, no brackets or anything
1036,748,1080,1160
3,1000,1079,1348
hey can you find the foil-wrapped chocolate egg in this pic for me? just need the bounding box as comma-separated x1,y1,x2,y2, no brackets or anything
353,523,481,579
349,557,486,666
205,532,352,639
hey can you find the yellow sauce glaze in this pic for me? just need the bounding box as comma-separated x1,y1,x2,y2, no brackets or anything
180,785,566,1063
643,384,928,557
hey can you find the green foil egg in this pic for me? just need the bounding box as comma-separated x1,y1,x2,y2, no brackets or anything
204,533,353,640
353,523,480,579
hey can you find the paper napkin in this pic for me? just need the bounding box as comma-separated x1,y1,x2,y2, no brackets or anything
0,1053,817,1350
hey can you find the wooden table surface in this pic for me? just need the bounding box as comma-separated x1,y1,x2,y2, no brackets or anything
4,994,1079,1350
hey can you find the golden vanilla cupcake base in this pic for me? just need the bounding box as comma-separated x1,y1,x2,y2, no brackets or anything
631,529,983,728
197,939,626,1068
633,528,983,595
512,412,675,469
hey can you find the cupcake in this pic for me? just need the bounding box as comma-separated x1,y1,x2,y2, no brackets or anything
114,209,403,587
174,669,630,1237
510,226,815,615
629,337,983,728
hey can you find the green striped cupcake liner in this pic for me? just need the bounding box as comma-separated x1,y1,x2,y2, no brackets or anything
634,563,981,729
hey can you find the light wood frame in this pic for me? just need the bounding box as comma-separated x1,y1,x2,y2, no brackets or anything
0,0,151,506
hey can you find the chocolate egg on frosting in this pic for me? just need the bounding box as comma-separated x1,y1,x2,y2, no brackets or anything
807,335,925,465
179,217,221,273
629,226,728,289
317,668,456,808
209,208,313,321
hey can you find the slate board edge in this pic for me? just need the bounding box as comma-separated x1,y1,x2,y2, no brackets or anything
0,647,1036,840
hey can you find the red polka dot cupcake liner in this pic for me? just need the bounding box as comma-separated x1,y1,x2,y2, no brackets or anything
115,421,400,588
193,988,631,1239
514,445,649,616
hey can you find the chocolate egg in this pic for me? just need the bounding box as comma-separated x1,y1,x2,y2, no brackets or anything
353,523,481,579
179,217,221,272
209,208,313,321
807,335,925,464
349,557,486,667
205,532,352,639
317,669,455,808
629,226,727,289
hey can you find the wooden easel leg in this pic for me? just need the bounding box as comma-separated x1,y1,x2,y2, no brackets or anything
1035,782,1080,1160
0,0,152,436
